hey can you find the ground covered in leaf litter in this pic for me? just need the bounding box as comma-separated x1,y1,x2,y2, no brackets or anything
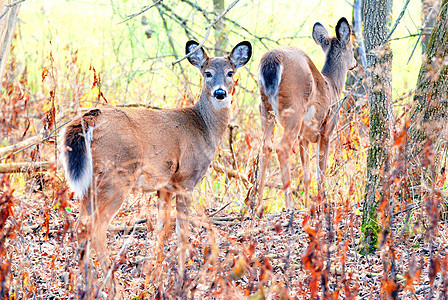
6,190,448,299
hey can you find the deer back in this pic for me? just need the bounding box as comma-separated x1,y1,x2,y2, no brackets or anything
61,40,252,198
258,17,355,142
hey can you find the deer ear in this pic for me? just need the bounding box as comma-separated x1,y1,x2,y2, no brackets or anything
312,22,330,51
186,40,208,69
229,41,252,68
336,17,351,45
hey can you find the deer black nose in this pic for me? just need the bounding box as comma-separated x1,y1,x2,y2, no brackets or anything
214,89,227,100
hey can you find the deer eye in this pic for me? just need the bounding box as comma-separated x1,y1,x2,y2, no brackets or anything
227,71,234,77
204,71,212,78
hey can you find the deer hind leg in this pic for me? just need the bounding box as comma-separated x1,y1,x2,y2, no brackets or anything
257,107,275,214
299,139,311,207
76,197,94,295
276,119,302,210
156,189,172,262
317,135,331,200
78,178,127,298
175,192,192,281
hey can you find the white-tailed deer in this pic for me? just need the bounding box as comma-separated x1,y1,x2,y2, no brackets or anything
257,17,356,210
60,40,251,296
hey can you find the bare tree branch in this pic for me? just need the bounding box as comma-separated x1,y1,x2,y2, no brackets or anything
222,16,272,49
407,3,440,63
0,119,72,162
180,0,211,23
156,5,190,95
183,2,277,50
119,0,162,24
0,0,24,20
389,33,420,41
382,0,411,45
171,0,240,66
0,161,53,173
0,136,40,158
159,2,196,39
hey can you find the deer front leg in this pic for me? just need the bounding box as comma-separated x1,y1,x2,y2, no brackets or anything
299,139,311,207
175,192,192,281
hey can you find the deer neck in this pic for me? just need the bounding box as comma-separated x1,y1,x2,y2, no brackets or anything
193,91,230,148
321,57,347,98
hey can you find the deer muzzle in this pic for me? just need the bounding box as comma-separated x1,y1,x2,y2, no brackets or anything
213,88,227,100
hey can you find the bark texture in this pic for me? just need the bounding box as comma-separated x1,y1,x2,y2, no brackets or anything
421,0,440,54
213,0,228,56
361,0,393,251
409,0,448,183
345,0,367,110
0,1,21,81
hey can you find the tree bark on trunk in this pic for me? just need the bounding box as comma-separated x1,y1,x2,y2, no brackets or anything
213,0,227,56
361,0,393,252
421,0,440,54
0,1,21,82
345,0,368,112
408,0,448,185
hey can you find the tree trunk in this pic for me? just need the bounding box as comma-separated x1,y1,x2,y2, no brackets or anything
213,0,227,56
345,0,367,110
361,0,393,253
352,0,367,68
421,0,440,54
408,0,448,184
0,0,21,82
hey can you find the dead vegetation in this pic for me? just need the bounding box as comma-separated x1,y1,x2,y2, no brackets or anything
1,1,448,299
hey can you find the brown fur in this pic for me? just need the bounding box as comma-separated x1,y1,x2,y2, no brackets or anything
61,41,252,297
257,18,356,209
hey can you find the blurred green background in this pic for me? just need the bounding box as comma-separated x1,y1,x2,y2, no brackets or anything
15,0,421,111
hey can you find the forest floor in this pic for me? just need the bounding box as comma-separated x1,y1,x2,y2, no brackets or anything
6,186,447,299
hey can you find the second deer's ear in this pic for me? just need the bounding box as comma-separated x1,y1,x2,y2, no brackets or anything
186,40,209,69
312,22,330,51
229,41,252,68
336,17,351,45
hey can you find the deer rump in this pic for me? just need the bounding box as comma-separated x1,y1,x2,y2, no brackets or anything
258,47,336,143
61,107,214,201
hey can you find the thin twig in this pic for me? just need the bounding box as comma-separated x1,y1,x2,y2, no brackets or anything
407,3,440,64
171,0,240,66
0,0,24,20
228,124,238,169
180,0,211,23
389,33,421,41
156,5,190,92
208,201,231,217
6,0,25,7
328,73,365,126
0,161,54,173
0,119,73,162
118,0,162,24
159,2,195,39
381,0,411,46
220,15,273,49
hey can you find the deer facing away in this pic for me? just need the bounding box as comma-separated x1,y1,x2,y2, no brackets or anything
257,17,356,210
60,40,252,296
